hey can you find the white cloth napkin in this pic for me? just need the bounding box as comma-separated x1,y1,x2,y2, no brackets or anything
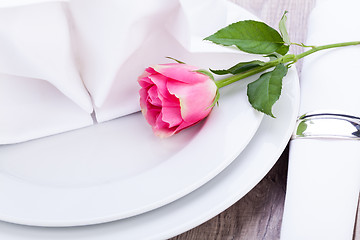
0,0,241,144
281,0,360,239
0,2,93,144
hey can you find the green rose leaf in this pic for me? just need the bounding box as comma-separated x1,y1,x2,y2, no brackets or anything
166,56,185,64
276,44,290,55
210,60,265,75
247,64,288,117
204,20,285,54
279,11,291,45
264,53,281,61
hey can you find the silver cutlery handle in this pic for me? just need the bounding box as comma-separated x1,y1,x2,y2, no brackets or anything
292,110,360,140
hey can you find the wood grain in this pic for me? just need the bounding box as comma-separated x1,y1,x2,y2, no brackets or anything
169,0,359,239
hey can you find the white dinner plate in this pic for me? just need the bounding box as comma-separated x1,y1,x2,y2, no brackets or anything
0,48,300,240
0,54,263,226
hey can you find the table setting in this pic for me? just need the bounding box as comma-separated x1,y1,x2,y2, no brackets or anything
0,0,359,239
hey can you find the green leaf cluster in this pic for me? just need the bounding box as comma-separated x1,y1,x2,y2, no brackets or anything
204,12,291,117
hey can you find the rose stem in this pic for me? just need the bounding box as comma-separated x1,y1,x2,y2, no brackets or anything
215,41,360,89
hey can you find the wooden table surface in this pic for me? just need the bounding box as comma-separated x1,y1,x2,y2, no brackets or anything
171,0,360,239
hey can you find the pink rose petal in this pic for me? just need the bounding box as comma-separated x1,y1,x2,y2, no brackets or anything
167,79,217,123
154,64,209,84
153,112,176,137
174,120,194,133
147,85,162,107
144,105,160,127
148,74,173,99
161,106,182,128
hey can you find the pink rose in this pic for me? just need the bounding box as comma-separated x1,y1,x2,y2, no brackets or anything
138,63,218,137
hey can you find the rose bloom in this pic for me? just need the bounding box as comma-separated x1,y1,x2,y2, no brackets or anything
138,63,218,137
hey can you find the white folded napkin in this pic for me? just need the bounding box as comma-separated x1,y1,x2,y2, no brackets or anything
0,2,93,144
0,0,239,144
281,0,360,239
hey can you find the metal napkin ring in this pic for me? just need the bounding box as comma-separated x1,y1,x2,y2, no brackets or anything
292,110,360,140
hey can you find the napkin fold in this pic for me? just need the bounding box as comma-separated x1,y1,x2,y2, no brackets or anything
281,0,360,239
0,2,93,144
0,0,235,144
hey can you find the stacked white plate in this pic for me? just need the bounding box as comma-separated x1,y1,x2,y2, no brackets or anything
0,1,300,239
